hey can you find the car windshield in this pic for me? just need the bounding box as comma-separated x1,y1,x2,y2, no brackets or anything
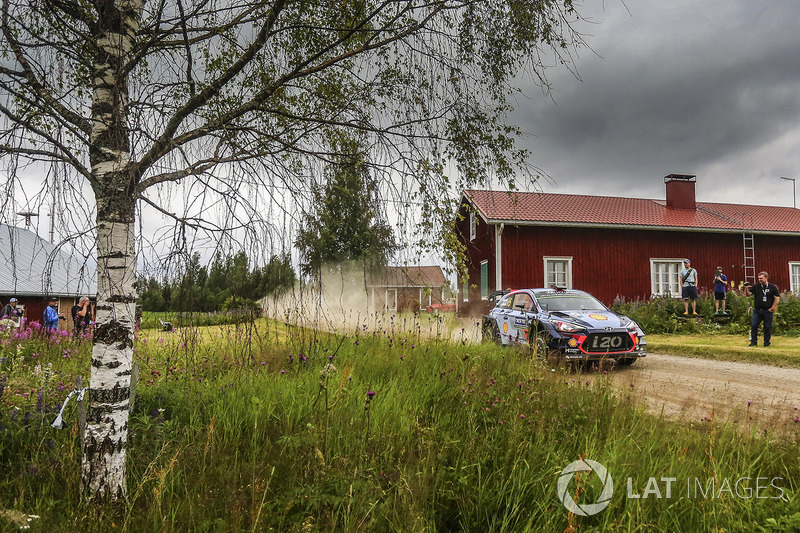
535,293,607,312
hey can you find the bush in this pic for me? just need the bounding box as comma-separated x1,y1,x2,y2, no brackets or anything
612,291,800,336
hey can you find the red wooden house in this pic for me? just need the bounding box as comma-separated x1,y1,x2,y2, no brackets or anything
456,174,800,314
367,266,449,312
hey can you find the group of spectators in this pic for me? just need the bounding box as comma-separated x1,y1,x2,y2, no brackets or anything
1,295,95,337
679,260,780,347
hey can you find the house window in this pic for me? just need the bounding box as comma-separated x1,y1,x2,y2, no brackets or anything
385,289,397,311
543,257,572,289
419,288,432,309
790,262,800,294
650,259,683,297
462,275,469,302
469,212,476,241
480,261,488,299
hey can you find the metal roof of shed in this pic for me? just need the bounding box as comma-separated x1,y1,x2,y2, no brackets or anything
0,224,96,297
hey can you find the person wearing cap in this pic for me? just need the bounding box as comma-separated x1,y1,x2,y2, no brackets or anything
0,298,23,321
679,259,699,316
713,266,728,315
43,297,66,330
744,271,780,347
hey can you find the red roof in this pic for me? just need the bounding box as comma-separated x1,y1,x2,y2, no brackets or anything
463,190,800,235
369,266,447,288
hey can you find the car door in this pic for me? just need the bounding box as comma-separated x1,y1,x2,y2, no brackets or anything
508,292,535,344
492,293,515,344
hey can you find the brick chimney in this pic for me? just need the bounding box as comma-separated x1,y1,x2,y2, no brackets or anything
664,174,696,210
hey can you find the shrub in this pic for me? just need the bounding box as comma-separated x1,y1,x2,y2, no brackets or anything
612,291,800,336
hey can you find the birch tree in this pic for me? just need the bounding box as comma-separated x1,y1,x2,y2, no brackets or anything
0,0,583,502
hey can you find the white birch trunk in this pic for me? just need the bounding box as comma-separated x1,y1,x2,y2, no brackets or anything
81,221,136,500
81,0,142,502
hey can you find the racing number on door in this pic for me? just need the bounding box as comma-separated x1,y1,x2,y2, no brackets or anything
591,335,622,349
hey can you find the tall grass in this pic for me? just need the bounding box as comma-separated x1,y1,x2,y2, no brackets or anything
1,318,799,532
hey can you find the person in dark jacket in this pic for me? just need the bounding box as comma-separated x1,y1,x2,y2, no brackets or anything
744,271,780,347
0,298,23,321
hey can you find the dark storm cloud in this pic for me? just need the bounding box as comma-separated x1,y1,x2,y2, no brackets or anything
517,0,800,204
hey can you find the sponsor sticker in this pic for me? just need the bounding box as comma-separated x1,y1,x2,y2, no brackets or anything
588,314,609,321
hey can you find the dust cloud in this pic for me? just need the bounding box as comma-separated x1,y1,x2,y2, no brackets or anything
261,265,480,342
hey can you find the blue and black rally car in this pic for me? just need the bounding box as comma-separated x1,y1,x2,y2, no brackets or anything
481,288,647,365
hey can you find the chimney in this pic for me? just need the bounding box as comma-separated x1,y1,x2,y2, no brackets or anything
664,174,696,210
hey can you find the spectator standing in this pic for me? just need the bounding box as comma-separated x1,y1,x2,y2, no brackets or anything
713,266,728,315
744,271,780,347
43,296,66,331
0,298,23,323
71,296,92,337
680,259,699,316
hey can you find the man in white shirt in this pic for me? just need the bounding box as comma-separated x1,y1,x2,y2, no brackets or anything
680,259,698,316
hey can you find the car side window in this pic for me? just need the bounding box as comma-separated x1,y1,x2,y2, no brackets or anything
513,293,534,312
497,295,513,309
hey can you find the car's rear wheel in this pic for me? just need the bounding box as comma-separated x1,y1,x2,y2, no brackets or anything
482,317,502,345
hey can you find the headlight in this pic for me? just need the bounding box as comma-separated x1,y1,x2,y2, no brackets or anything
556,321,583,333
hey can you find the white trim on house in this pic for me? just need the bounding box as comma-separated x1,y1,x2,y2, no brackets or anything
385,289,397,311
650,258,684,297
790,262,800,294
495,223,504,292
543,256,572,289
469,212,476,241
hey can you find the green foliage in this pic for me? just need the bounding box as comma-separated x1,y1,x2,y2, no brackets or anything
295,135,397,280
2,319,800,531
138,252,295,313
612,291,800,336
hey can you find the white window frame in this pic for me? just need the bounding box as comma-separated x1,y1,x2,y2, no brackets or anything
469,212,476,241
789,262,800,294
462,275,469,302
385,289,397,311
543,256,573,289
419,288,432,309
650,258,684,297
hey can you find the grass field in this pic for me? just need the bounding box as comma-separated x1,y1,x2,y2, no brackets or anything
647,334,800,367
2,318,800,532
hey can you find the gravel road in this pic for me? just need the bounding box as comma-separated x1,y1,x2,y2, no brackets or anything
606,353,800,436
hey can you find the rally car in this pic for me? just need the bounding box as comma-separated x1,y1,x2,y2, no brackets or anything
481,288,646,365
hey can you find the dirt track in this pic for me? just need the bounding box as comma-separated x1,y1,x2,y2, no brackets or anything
605,353,800,436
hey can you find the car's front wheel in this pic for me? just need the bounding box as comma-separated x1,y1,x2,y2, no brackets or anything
531,332,560,365
617,357,637,366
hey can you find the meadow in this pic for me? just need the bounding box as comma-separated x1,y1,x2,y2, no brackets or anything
1,315,800,532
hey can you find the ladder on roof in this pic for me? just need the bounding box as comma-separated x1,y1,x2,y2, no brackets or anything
741,214,755,285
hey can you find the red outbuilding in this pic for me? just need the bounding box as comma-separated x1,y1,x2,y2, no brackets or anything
456,174,800,315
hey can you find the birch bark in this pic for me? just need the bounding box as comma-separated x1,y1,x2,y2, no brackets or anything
80,0,142,502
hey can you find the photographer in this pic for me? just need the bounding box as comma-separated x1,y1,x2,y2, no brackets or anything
71,296,93,337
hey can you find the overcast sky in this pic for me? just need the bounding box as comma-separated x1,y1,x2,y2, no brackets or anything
514,0,800,207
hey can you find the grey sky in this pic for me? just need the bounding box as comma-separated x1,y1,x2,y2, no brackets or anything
516,0,800,206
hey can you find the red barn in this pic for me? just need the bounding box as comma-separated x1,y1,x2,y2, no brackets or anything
456,174,800,314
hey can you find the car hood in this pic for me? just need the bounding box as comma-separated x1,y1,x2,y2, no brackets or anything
549,310,629,329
